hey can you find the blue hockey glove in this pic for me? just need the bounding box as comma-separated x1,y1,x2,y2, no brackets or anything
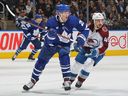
26,33,31,40
15,18,21,28
44,28,58,46
27,35,31,40
73,34,86,52
59,47,70,56
76,34,86,47
85,48,99,58
73,43,82,52
48,28,57,38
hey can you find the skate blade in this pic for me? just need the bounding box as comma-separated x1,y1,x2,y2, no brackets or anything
27,59,35,62
22,88,72,95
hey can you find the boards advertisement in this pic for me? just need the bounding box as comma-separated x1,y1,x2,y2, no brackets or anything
0,30,128,58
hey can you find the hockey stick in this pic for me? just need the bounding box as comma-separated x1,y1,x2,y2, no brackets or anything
6,4,15,17
6,4,44,30
6,4,76,43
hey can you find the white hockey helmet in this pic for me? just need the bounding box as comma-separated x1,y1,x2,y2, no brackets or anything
92,13,104,20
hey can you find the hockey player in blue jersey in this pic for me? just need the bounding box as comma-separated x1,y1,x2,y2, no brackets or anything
23,4,89,91
70,13,109,88
12,11,45,61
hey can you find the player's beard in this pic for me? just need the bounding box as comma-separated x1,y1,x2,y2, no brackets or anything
97,24,103,29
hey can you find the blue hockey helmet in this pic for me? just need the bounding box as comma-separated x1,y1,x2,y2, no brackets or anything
35,14,42,19
56,4,70,13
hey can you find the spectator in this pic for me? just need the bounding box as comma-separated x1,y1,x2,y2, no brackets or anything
124,3,128,19
36,0,46,13
26,0,33,14
107,5,120,29
116,0,125,15
5,0,128,30
44,1,53,18
0,18,1,30
26,0,34,18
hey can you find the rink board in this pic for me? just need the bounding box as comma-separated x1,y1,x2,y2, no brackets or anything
0,30,128,58
0,50,128,59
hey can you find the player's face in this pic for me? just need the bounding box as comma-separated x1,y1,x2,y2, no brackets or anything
94,19,104,29
58,11,70,22
36,18,42,23
20,11,26,17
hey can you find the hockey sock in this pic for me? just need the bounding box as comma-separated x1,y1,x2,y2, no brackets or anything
78,69,89,83
31,58,47,81
70,61,83,83
15,48,22,56
70,72,77,83
29,49,38,57
61,64,71,81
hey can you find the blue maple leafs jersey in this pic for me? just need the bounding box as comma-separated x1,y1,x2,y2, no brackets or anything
46,15,88,46
16,16,45,40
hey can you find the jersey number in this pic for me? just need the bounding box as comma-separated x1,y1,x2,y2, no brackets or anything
21,22,31,30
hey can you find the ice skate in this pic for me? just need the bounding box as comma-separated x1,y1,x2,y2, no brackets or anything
28,55,35,61
75,81,83,88
75,76,86,88
12,54,17,61
23,79,37,91
63,81,71,91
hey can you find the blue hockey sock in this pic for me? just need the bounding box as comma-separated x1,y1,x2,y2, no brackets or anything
70,72,77,83
31,58,47,81
31,49,38,56
61,64,71,80
15,48,22,55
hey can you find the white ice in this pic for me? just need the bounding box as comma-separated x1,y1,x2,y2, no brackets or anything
0,56,128,96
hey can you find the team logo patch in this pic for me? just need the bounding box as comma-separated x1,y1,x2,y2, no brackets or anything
87,38,100,48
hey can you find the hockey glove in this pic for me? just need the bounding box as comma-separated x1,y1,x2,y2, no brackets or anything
15,18,21,28
59,47,70,56
48,28,57,38
27,35,31,40
76,34,86,47
85,48,99,58
45,28,58,46
73,43,83,52
73,34,86,52
26,33,32,40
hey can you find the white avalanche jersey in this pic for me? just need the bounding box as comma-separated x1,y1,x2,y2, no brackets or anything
84,24,109,54
84,30,102,48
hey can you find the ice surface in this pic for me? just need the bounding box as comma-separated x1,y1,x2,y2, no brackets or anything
0,56,128,96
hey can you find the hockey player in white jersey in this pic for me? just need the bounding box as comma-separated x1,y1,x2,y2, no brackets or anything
70,12,109,88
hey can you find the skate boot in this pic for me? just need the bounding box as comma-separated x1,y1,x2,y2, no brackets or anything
28,54,35,61
63,81,71,91
75,81,83,88
62,79,74,87
12,54,17,61
23,79,37,91
75,76,86,88
69,78,75,85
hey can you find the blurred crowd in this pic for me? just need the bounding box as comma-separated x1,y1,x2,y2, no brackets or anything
1,0,128,30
